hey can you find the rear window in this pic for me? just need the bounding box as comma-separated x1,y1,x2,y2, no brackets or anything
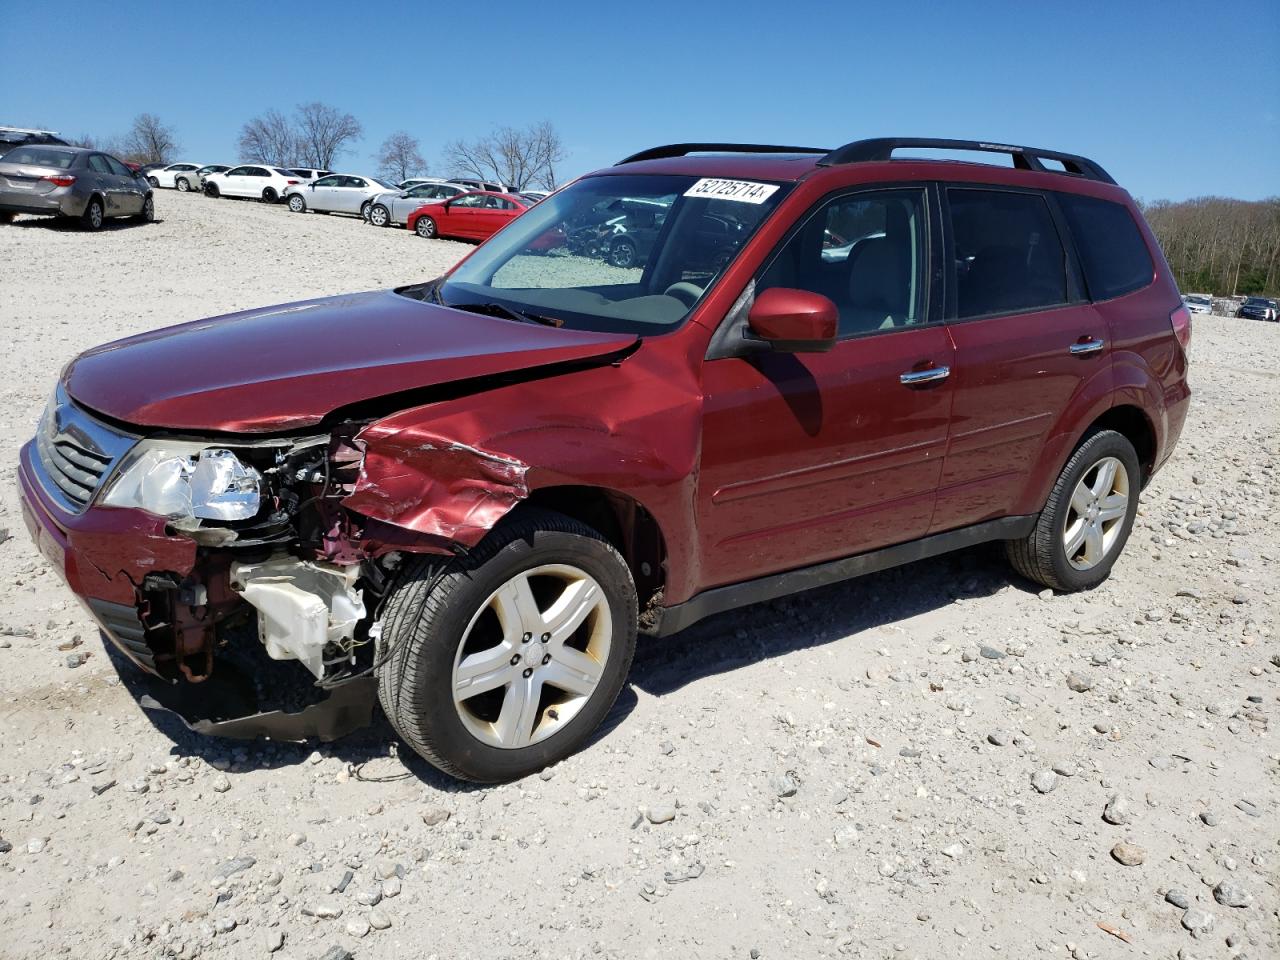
1056,194,1154,301
948,189,1068,319
1,146,75,169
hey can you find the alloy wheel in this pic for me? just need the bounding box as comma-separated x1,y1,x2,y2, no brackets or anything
370,205,389,227
416,217,436,238
451,564,612,749
1062,456,1129,570
89,202,103,228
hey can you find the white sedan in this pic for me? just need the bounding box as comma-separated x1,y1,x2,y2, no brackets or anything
147,162,206,191
203,165,303,203
284,174,398,217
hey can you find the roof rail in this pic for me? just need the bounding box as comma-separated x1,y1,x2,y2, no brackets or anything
817,137,1115,184
617,143,829,165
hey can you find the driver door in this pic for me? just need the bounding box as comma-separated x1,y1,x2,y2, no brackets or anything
696,187,954,589
309,174,341,210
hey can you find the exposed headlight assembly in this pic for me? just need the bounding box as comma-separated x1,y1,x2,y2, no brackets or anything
102,443,262,528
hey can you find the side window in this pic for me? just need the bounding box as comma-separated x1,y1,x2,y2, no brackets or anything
347,177,366,188
452,194,483,208
948,189,1068,319
758,189,928,336
226,167,246,176
314,176,339,187
1056,193,1154,301
105,156,132,177
87,154,112,174
249,167,268,177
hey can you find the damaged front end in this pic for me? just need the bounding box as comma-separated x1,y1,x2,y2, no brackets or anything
48,417,533,743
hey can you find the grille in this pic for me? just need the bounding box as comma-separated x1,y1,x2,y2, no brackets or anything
32,385,136,514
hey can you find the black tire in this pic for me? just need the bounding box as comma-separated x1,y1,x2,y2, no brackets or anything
262,187,278,204
609,238,636,268
204,182,220,198
287,193,306,213
176,177,190,192
147,176,159,188
80,196,104,231
0,211,15,224
132,193,155,224
414,215,437,239
1005,429,1141,592
368,203,391,227
377,509,638,783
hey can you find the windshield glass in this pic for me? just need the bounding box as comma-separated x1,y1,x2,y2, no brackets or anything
1,146,75,168
437,173,789,335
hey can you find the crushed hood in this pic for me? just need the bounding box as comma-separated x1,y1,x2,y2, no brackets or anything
63,290,637,433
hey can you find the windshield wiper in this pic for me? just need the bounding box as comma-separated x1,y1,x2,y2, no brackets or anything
444,300,563,328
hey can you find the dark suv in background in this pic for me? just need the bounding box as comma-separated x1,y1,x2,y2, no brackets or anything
1237,296,1277,321
20,137,1190,781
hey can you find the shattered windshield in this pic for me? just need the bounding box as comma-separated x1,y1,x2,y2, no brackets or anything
435,173,790,335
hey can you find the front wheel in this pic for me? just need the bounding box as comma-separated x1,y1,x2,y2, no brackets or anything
132,194,155,223
176,177,190,192
1006,429,1140,592
0,212,15,224
377,509,638,783
608,238,636,268
414,215,437,239
147,176,159,188
287,194,306,213
368,203,390,227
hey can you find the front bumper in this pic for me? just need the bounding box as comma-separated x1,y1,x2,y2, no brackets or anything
19,439,197,673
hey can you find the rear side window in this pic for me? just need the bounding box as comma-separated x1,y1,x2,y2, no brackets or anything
1057,193,1154,301
948,189,1068,319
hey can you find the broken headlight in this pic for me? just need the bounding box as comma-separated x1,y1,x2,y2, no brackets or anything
101,443,262,527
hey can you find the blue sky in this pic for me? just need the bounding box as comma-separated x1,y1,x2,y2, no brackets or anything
3,0,1277,201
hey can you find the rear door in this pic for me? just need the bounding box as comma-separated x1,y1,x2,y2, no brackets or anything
698,186,954,588
931,185,1108,532
339,176,369,213
104,155,144,213
87,154,121,213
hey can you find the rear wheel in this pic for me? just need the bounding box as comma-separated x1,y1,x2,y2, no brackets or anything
360,200,373,221
176,177,190,192
80,196,104,231
1006,429,1140,592
287,194,306,213
262,187,278,204
414,215,437,239
368,203,390,227
377,509,637,782
132,194,155,224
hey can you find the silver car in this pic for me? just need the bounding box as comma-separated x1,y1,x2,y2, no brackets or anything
284,173,396,217
0,144,153,230
365,180,468,227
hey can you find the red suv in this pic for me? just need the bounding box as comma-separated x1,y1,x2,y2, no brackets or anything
19,137,1190,782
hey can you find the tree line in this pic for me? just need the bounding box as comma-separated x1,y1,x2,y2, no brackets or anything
1140,196,1280,297
68,108,566,191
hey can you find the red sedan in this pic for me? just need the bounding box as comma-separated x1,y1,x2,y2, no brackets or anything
407,190,530,241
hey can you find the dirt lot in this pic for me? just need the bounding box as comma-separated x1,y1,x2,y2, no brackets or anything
0,192,1276,960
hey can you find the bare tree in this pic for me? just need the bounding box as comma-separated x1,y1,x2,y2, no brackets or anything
376,131,426,182
122,113,179,164
443,121,566,190
294,102,362,169
66,133,99,150
238,110,299,166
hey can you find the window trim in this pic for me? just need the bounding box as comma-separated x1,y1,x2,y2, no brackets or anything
939,182,1087,325
706,181,942,360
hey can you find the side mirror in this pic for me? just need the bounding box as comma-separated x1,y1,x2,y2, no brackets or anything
746,288,838,353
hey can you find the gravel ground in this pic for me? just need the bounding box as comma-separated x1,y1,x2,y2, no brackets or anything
0,192,1276,960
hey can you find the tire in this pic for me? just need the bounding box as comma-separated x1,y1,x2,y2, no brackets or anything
205,182,220,198
608,238,636,268
0,212,15,225
360,200,373,221
377,509,638,783
262,187,278,204
368,203,391,228
80,196,104,231
131,193,155,224
176,177,190,192
287,194,306,213
1005,429,1141,592
414,215,437,239
147,176,158,188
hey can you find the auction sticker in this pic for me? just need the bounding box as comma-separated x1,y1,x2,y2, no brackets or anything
683,178,779,204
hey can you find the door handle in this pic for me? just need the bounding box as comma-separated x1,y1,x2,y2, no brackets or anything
899,366,950,385
1070,338,1106,356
